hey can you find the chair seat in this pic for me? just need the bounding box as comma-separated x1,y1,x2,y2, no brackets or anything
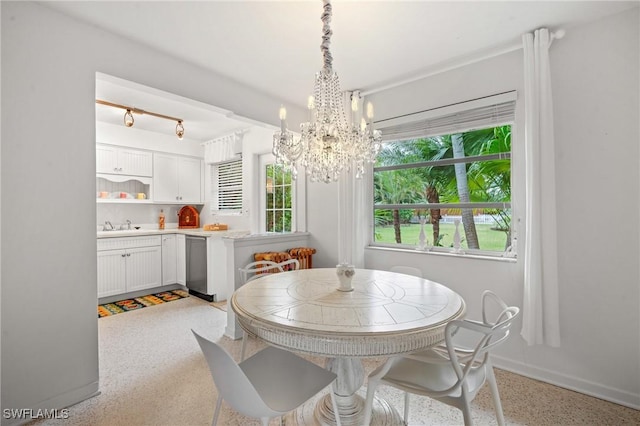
240,346,337,412
376,356,487,398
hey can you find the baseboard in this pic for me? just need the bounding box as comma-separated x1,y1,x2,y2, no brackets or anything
492,355,640,410
2,381,100,426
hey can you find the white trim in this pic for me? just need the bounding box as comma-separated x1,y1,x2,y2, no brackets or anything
492,354,640,410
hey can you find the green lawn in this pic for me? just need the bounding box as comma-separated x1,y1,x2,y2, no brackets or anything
374,222,508,252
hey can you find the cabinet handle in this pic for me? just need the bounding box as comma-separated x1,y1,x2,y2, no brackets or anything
121,254,126,257
127,253,131,257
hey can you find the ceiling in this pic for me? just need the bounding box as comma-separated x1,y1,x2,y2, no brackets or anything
45,1,638,141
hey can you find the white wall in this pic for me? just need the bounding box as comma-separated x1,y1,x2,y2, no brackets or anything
356,10,639,408
0,2,296,422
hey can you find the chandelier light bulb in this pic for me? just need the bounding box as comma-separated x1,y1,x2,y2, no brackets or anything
279,106,287,120
351,96,359,112
124,109,134,127
308,96,315,110
366,102,375,120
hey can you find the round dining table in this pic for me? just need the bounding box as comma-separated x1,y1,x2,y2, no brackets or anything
231,268,466,425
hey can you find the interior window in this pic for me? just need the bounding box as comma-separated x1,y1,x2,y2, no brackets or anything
210,159,243,214
264,163,293,233
372,93,516,257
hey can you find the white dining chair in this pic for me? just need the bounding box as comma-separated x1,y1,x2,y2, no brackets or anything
192,329,341,426
238,258,300,361
363,291,519,426
389,265,423,277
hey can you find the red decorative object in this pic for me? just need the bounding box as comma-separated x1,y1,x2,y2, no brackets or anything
178,205,200,229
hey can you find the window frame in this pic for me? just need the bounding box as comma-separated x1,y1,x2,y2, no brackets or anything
259,154,296,233
369,92,517,259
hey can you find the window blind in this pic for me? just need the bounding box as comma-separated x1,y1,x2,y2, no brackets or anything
214,160,242,211
376,91,517,141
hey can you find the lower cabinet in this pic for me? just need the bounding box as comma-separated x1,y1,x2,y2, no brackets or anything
162,235,177,285
176,234,186,285
97,236,162,298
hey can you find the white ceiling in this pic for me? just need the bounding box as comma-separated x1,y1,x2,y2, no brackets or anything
46,1,638,141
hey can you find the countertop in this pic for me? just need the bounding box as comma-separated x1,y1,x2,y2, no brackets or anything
96,228,250,239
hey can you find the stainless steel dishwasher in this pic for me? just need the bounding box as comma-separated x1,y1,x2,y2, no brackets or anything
185,235,212,301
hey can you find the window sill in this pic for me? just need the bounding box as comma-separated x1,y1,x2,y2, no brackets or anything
365,245,517,263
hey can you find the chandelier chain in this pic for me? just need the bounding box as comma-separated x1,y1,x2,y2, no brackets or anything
321,0,333,72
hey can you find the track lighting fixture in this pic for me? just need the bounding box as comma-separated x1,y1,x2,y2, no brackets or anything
96,99,185,140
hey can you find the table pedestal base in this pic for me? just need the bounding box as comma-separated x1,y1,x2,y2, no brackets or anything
283,390,403,426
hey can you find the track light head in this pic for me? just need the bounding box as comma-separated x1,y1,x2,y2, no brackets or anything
176,121,185,140
124,109,134,127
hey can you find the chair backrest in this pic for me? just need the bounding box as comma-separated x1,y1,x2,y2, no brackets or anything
192,330,273,419
390,266,423,278
444,293,519,384
239,259,300,284
239,260,282,284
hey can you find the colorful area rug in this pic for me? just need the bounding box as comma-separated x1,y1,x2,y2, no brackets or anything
98,290,189,318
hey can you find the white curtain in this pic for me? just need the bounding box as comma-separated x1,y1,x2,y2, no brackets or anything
204,132,243,164
521,28,561,347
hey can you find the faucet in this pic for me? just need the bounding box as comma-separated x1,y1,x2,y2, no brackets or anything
121,219,132,230
103,221,115,231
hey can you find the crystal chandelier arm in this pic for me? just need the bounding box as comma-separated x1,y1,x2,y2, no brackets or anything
321,0,333,72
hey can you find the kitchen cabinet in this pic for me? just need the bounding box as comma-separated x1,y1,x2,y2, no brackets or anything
97,144,152,177
153,153,202,203
97,236,162,298
162,234,177,285
177,234,186,285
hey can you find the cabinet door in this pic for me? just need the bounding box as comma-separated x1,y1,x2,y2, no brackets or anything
162,235,177,285
96,145,119,174
178,157,202,203
118,148,152,177
176,234,186,285
126,246,162,292
97,250,127,298
153,154,179,202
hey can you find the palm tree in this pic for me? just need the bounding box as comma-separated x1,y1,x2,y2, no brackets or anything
451,133,479,249
375,142,424,243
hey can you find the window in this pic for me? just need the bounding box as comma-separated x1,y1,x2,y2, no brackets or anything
372,92,516,257
264,163,293,232
211,159,242,213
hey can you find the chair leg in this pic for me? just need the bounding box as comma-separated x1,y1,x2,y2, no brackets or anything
486,366,505,426
212,395,222,426
403,392,410,424
363,379,378,426
460,393,474,426
240,331,248,361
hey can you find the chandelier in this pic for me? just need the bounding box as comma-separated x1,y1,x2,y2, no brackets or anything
273,0,382,183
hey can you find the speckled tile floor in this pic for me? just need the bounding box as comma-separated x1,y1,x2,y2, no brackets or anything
28,296,640,426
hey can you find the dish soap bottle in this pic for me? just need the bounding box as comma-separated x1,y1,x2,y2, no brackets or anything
158,209,165,230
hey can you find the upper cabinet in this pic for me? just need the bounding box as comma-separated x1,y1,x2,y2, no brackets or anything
153,153,202,203
97,144,152,177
